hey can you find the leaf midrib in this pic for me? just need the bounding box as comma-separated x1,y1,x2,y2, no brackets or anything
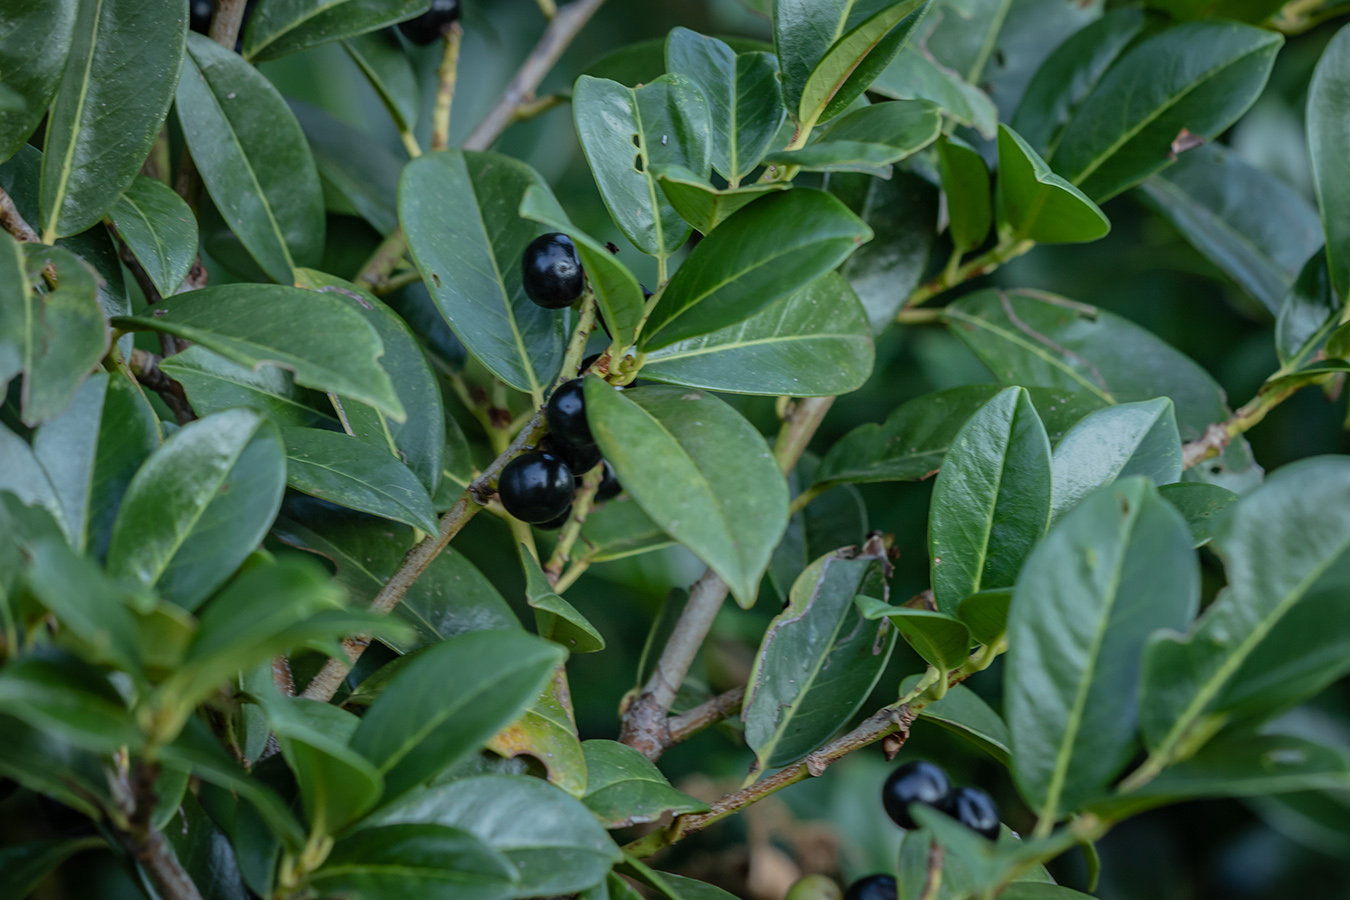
944,307,1116,403
43,0,105,240
648,329,866,362
286,452,427,523
116,192,171,287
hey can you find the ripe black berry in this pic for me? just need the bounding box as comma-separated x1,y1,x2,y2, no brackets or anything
498,451,574,524
537,505,573,531
947,786,1000,840
843,874,896,900
189,0,213,34
595,460,621,501
522,233,584,309
882,760,951,829
398,0,461,44
555,439,602,476
546,380,594,451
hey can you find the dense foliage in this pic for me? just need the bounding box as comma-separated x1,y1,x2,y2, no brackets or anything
1,0,1349,898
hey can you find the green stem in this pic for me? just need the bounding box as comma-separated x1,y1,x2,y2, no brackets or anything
901,237,1035,311
544,462,603,584
787,483,827,516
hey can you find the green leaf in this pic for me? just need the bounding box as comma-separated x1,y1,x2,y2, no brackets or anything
1050,398,1182,523
0,426,65,535
641,272,874,397
280,427,439,535
958,588,1012,647
293,100,402,236
1158,482,1238,549
1006,478,1198,822
938,136,992,253
342,31,420,135
109,175,198,297
873,46,997,138
177,33,324,283
350,630,565,805
401,151,565,396
1138,144,1322,314
518,184,645,349
767,99,941,173
1010,9,1147,159
584,379,789,606
764,140,901,175
858,598,970,674
38,0,183,239
573,74,711,258
1308,24,1350,302
31,371,158,559
160,346,335,429
0,838,102,900
522,546,605,653
242,0,427,61
487,669,587,798
23,538,141,675
999,886,1099,900
0,713,110,818
742,542,895,769
1140,457,1350,760
640,189,871,350
105,409,286,611
620,859,742,900
155,792,250,900
996,124,1109,244
653,167,789,234
310,824,520,900
0,655,141,752
769,454,869,600
369,774,621,899
1275,250,1339,370
580,740,710,828
929,386,1052,615
665,29,785,181
899,674,1011,763
1050,20,1282,202
113,284,404,421
814,384,1100,486
0,0,76,163
576,500,673,564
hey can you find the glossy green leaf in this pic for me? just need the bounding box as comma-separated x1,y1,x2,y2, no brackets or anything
0,712,110,818
654,167,789,234
900,674,1011,763
858,598,969,673
939,136,992,253
518,184,645,349
814,384,1099,486
1050,20,1282,202
242,0,426,61
105,409,286,611
0,838,102,900
310,824,520,900
665,29,785,181
0,655,141,752
269,695,383,838
160,346,335,429
621,860,742,900
1007,478,1198,821
486,669,587,798
997,124,1109,244
874,47,997,139
1140,457,1350,760
401,151,565,396
581,739,710,828
958,588,1012,647
113,283,404,421
109,175,198,297
369,774,621,898
0,0,76,163
350,630,565,804
342,30,420,133
0,425,65,533
1158,482,1237,548
23,537,141,674
38,0,183,239
743,541,895,769
1275,251,1338,370
573,74,711,258
153,792,250,900
642,272,873,397
1050,398,1182,522
641,189,871,350
293,101,402,236
584,379,788,606
929,386,1052,614
763,141,900,175
769,99,941,172
1010,9,1146,159
576,499,673,564
1138,144,1322,314
1308,24,1350,302
177,33,324,283
522,546,604,653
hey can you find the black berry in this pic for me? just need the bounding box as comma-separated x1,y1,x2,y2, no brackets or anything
522,233,584,309
537,505,573,531
555,439,602,476
498,451,574,524
947,786,1000,840
595,460,621,501
546,380,594,451
843,874,896,900
189,0,213,34
398,0,461,44
882,760,951,829
581,352,602,372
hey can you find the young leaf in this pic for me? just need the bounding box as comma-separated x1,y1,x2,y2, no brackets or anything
959,588,1012,648
641,272,874,397
857,598,970,675
765,99,941,172
39,0,184,240
996,124,1109,244
939,136,992,254
105,409,287,611
1158,482,1237,549
109,175,198,297
899,674,1011,763
653,167,789,234
873,47,998,139
0,0,77,163
573,74,712,258
583,380,789,607
580,740,710,828
742,541,895,769
640,189,871,350
242,0,427,61
177,33,324,283
1275,251,1338,370
1006,478,1198,823
929,386,1052,614
521,546,605,653
1308,23,1350,302
401,152,565,397
1050,398,1183,523
309,824,520,900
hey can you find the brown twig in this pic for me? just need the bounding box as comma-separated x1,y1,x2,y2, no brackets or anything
667,685,746,744
1181,380,1302,469
0,186,39,242
208,0,248,49
128,349,196,425
116,761,204,900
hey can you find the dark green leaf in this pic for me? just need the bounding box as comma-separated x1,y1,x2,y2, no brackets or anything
293,101,402,236
177,33,324,282
958,588,1012,647
573,74,711,258
311,824,519,900
900,674,1011,763
401,151,565,397
764,140,900,175
0,425,65,533
581,739,710,828
641,189,871,350
576,499,673,564
242,0,427,61
1158,482,1237,548
873,47,998,139
39,0,183,239
766,100,941,173
1050,398,1182,522
0,0,76,163
155,792,250,900
342,30,420,134
641,272,874,397
1308,24,1350,302
1275,250,1338,370
522,546,604,653
0,713,110,818
160,346,336,429
23,537,141,674
584,380,789,606
654,167,789,234
997,124,1109,244
939,136,992,253
0,838,102,900
858,598,970,673
105,409,286,610
110,175,198,297
0,655,141,751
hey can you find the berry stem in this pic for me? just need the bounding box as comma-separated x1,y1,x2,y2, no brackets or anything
559,289,599,382
544,462,603,585
431,23,464,152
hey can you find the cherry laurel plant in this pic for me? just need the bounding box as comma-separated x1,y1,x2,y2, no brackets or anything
1,0,1350,898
